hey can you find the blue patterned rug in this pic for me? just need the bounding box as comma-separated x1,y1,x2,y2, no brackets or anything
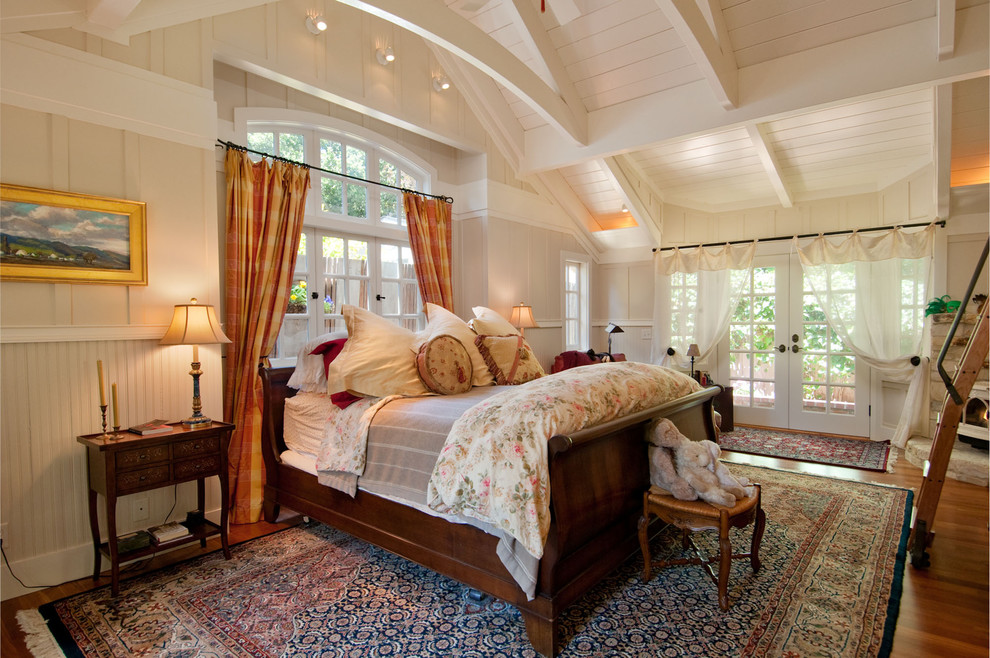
21,465,910,657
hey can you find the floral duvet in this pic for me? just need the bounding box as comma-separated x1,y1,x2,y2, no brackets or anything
426,362,701,558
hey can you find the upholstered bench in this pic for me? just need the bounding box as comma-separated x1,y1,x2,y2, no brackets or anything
637,484,765,610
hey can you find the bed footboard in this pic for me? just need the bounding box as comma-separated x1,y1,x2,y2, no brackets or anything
258,366,719,657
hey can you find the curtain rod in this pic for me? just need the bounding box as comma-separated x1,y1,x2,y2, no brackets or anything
216,139,453,203
652,219,945,252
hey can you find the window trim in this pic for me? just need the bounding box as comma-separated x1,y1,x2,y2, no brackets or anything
562,251,591,351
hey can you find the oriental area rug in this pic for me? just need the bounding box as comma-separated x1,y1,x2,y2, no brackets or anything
20,465,911,658
720,426,893,472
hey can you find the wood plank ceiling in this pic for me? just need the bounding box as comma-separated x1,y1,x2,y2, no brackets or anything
3,0,987,253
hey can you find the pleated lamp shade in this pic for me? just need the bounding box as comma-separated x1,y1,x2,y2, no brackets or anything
509,303,538,332
160,299,231,347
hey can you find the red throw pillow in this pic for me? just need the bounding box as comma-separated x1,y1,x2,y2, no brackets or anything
311,339,363,409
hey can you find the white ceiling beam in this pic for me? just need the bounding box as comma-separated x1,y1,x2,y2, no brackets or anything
655,0,738,109
933,84,952,220
0,1,84,34
86,0,142,29
335,0,588,145
745,123,792,208
522,4,989,174
602,155,664,246
547,0,580,26
508,0,584,120
527,171,605,260
430,46,525,171
937,0,956,61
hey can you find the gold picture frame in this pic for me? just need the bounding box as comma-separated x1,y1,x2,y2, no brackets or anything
0,184,147,285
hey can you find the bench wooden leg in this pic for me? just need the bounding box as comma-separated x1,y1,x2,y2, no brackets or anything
718,510,732,610
638,513,652,581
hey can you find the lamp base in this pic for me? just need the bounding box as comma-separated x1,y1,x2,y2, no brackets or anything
182,414,212,428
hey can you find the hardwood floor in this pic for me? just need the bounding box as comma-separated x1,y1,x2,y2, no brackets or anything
2,451,987,657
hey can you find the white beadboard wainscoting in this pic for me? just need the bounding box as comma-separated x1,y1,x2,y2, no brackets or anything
0,338,225,600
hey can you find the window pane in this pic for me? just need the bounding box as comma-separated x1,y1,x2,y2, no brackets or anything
346,146,367,177
803,385,827,413
753,381,775,408
380,159,397,185
378,282,399,314
831,355,856,385
381,191,399,224
322,178,342,214
730,352,750,379
804,324,827,351
753,324,775,351
287,279,308,314
729,325,750,350
280,133,304,161
401,282,419,313
247,132,274,155
802,354,827,383
401,247,415,278
380,244,399,278
348,240,368,275
348,279,368,309
830,386,855,415
400,171,416,190
346,184,368,218
321,140,342,172
753,352,775,379
323,317,345,334
731,380,751,407
273,317,309,360
323,237,345,275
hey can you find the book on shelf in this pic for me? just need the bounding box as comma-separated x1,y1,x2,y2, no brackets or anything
128,419,172,436
116,530,152,552
148,521,191,543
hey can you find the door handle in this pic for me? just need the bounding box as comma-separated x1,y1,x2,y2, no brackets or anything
376,294,386,301
791,344,801,353
777,344,786,353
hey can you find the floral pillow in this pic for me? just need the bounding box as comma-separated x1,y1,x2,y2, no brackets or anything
475,334,546,385
417,335,474,395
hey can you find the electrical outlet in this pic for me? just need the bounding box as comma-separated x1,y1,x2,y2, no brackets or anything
133,496,149,521
641,328,652,340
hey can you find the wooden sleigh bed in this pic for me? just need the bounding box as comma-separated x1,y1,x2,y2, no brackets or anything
260,364,720,657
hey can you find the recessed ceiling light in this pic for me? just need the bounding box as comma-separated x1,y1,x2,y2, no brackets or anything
306,15,327,34
621,204,629,213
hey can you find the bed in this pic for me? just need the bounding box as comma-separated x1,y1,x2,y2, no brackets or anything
258,305,721,657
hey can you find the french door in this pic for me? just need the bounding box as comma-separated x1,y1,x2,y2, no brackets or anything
271,228,421,365
726,254,870,436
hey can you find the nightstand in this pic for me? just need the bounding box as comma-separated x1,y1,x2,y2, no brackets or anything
77,421,234,595
714,386,734,432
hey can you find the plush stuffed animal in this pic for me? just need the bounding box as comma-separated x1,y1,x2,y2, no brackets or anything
673,440,737,508
646,419,698,501
701,440,755,500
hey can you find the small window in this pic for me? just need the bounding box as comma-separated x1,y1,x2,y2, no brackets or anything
563,255,590,351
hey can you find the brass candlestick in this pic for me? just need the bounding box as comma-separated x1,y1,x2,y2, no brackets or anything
99,404,112,439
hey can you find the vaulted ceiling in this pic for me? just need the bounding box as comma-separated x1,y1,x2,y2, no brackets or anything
3,0,988,254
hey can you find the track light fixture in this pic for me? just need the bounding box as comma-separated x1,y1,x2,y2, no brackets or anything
376,46,395,65
306,14,327,34
432,74,451,92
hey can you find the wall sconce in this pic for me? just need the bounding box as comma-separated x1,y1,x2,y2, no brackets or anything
160,298,232,427
376,46,395,65
605,322,624,354
509,302,538,337
306,14,328,34
432,74,451,92
687,343,701,379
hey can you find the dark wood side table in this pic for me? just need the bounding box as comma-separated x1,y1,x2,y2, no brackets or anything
713,385,734,432
77,421,234,595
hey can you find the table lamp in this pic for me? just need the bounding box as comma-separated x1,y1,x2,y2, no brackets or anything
687,343,701,379
605,322,624,354
509,303,538,337
161,298,232,427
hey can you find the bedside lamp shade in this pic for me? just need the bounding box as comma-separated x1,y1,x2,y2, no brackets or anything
161,298,231,426
509,303,538,336
687,343,701,379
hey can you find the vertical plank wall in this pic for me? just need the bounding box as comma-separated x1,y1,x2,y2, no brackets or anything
0,338,224,598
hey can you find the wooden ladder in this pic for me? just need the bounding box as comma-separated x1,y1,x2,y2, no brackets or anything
909,241,989,569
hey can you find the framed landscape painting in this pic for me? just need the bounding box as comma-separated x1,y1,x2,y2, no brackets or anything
0,184,147,285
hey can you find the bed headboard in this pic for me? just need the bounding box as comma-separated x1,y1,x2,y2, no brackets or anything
259,366,296,468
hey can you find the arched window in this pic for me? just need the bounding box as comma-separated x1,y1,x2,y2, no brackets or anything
236,111,436,364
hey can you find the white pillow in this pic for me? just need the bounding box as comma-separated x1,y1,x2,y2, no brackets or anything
420,303,494,386
327,305,429,398
469,305,519,336
286,330,348,392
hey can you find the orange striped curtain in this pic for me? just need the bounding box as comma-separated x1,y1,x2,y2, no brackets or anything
404,193,453,311
223,148,310,524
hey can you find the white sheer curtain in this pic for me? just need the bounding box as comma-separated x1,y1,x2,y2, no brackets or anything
652,242,757,367
795,224,935,447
